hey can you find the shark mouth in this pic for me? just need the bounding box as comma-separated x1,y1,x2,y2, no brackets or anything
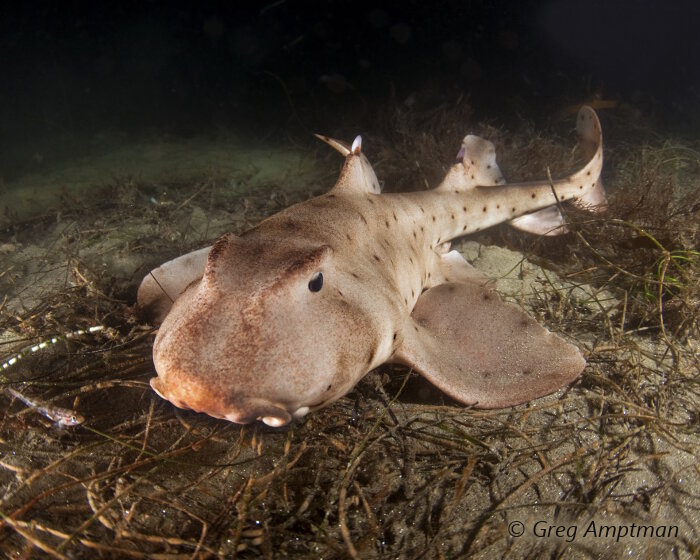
149,377,294,427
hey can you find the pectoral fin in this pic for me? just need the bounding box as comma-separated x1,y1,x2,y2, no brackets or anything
393,282,585,408
137,246,212,323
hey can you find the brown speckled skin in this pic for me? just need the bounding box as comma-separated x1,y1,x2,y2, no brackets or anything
139,107,605,427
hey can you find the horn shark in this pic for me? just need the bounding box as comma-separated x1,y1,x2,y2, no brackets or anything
137,106,606,427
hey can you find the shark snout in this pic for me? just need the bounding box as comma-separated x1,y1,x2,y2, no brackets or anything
149,376,295,427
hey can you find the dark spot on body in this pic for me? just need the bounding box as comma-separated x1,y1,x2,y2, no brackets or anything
360,214,368,224
462,206,467,212
385,220,390,228
482,206,487,212
432,216,436,222
374,254,381,261
346,233,352,241
367,197,375,205
451,214,455,220
393,212,398,222
463,225,467,231
483,292,491,301
531,193,536,199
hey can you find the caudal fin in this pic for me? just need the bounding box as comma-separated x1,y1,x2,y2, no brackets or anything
570,105,607,211
508,106,607,235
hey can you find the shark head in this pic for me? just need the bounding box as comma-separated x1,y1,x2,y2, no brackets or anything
150,231,378,427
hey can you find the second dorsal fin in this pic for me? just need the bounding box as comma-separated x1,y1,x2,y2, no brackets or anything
436,135,506,192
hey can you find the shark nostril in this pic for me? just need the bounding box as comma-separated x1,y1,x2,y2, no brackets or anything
292,406,310,418
221,401,292,426
262,415,289,427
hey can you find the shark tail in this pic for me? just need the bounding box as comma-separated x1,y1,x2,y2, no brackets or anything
501,105,607,236
566,105,607,212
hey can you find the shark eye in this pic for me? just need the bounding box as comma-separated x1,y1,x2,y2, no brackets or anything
308,272,323,292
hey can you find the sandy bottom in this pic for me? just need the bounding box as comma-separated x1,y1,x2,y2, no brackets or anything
0,119,697,558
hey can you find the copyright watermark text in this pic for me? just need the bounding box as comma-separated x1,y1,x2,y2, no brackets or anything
507,519,679,543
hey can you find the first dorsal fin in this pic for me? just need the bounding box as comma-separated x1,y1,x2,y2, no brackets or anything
316,133,382,194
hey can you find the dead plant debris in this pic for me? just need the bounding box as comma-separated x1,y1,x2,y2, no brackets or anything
1,103,698,559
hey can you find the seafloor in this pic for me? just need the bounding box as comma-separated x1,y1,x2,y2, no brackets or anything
0,101,698,558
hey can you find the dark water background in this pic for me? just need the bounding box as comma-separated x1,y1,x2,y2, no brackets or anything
1,0,698,183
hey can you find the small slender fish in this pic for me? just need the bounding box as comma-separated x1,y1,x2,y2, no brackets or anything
6,387,85,427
